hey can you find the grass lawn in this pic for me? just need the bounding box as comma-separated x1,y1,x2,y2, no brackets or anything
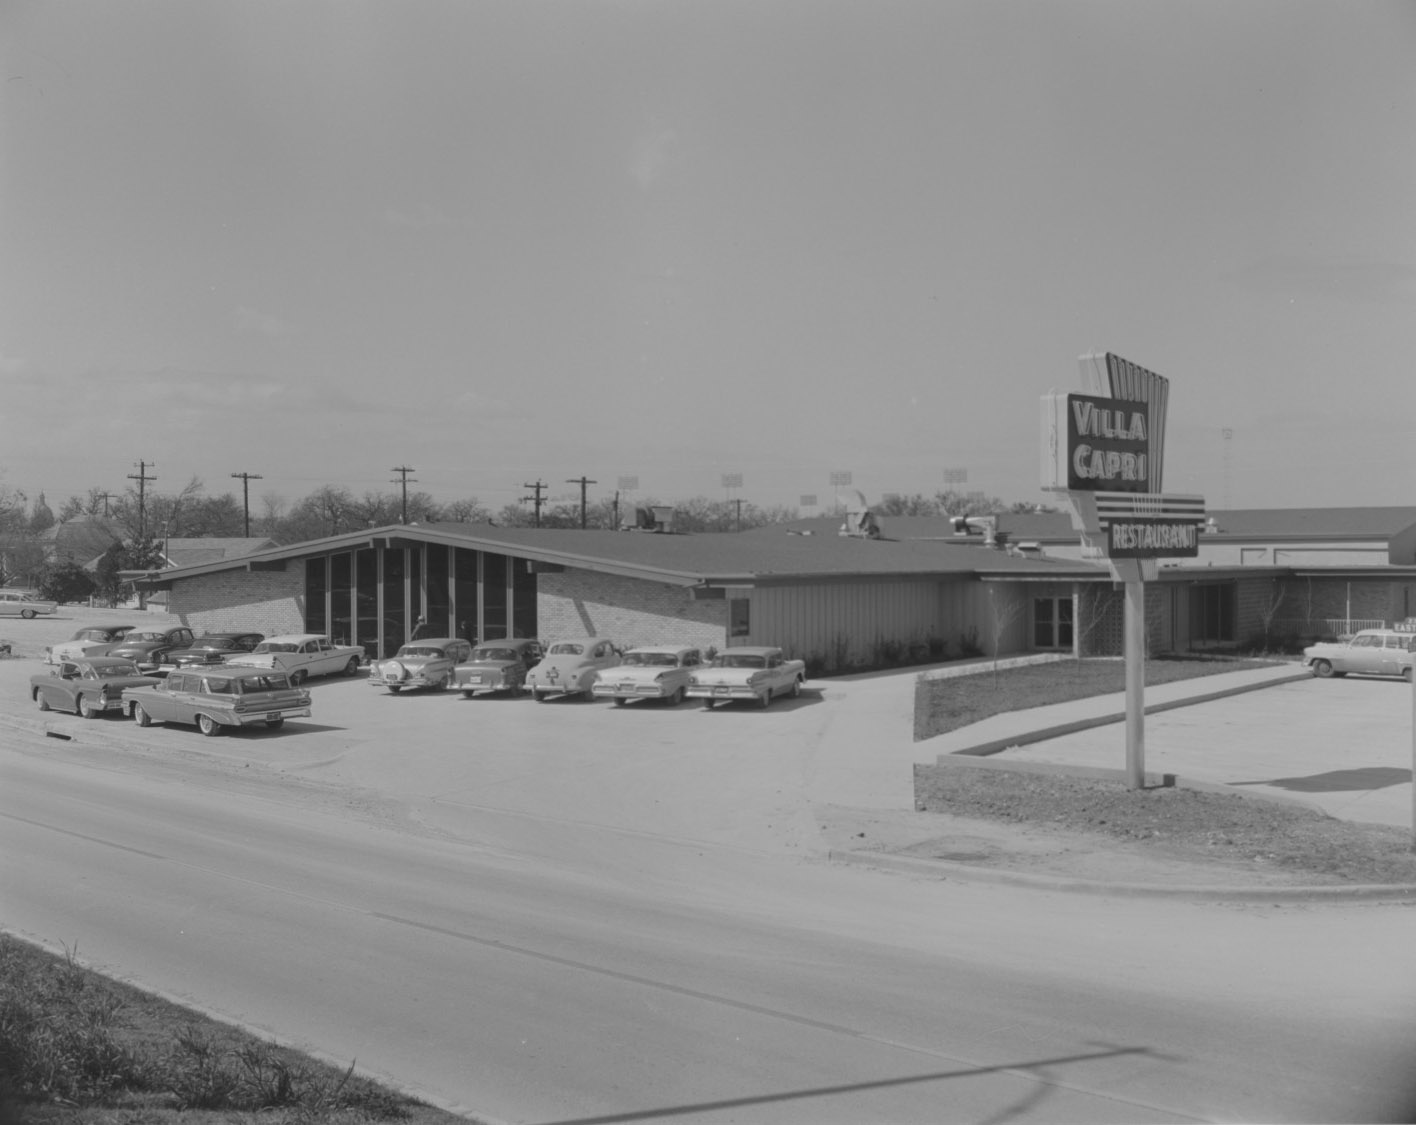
0,934,466,1125
913,655,1282,741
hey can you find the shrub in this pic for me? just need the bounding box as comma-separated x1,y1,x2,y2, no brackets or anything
959,625,984,659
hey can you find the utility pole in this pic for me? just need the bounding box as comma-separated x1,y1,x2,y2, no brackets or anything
128,461,157,542
230,471,263,537
390,466,417,524
96,491,113,517
522,480,547,527
566,475,597,529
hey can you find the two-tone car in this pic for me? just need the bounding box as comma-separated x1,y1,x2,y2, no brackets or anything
31,657,161,718
686,646,807,708
122,667,312,735
45,624,140,664
451,638,543,698
368,637,473,693
590,645,704,706
98,625,197,674
157,632,266,675
525,637,622,701
0,590,58,618
1303,629,1414,681
225,634,364,685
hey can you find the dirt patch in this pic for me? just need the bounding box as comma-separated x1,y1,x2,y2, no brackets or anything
909,763,1416,887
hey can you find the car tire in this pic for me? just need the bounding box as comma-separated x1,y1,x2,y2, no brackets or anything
758,690,771,708
132,702,151,727
21,608,35,619
613,697,626,707
1404,667,1413,683
461,691,474,700
78,695,100,719
343,657,360,677
534,690,547,702
36,694,50,712
789,679,801,699
266,717,285,729
290,669,308,686
1312,660,1335,678
388,685,402,694
668,686,685,706
197,714,221,737
702,698,715,710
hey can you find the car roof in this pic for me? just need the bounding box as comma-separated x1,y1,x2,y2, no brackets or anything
259,633,327,644
624,644,698,654
721,645,781,656
191,632,261,640
400,637,462,648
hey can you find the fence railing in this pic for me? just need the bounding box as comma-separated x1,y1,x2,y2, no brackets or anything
1271,616,1388,638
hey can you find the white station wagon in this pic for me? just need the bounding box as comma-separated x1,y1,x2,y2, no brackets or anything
1302,629,1414,681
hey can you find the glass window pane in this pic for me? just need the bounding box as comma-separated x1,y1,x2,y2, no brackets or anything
356,548,379,661
330,552,353,647
483,553,508,640
305,557,328,638
426,546,451,636
454,548,478,645
512,557,537,638
382,547,407,658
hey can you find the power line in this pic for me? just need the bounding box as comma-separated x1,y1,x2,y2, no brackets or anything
566,476,597,529
127,461,157,540
230,472,264,537
522,480,547,527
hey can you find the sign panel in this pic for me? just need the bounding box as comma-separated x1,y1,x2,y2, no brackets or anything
1106,517,1201,559
1064,392,1151,493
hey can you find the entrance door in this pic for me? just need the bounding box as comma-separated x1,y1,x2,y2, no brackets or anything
1033,597,1074,650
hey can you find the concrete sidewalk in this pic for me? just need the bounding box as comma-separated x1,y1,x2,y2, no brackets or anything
924,662,1416,830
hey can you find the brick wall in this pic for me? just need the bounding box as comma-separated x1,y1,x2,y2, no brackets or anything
537,570,727,652
166,568,305,636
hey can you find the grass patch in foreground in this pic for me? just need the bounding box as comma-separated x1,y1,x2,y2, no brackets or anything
0,935,467,1125
913,656,1279,741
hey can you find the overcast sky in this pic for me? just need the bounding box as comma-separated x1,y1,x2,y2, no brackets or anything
2,0,1413,518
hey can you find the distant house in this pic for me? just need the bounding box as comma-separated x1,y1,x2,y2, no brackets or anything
133,508,1416,667
38,515,125,568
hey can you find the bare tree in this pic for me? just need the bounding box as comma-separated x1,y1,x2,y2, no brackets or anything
986,585,1027,683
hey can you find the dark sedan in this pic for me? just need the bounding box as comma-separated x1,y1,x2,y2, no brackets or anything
158,632,266,674
100,626,197,674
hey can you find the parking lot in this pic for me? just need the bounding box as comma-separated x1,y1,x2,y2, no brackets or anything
6,609,1414,863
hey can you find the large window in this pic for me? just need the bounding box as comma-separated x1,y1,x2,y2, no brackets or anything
356,548,379,660
305,557,328,638
482,553,508,640
330,552,353,646
382,548,407,657
1190,583,1235,644
1033,596,1074,650
426,546,451,637
512,558,537,638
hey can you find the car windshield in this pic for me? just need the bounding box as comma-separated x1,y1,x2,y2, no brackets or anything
253,642,298,653
398,646,445,658
91,663,141,678
549,643,584,656
471,648,518,662
624,652,679,667
721,654,766,669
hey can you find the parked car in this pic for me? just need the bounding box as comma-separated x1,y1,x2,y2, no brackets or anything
686,646,807,708
451,638,543,698
122,667,312,735
525,637,622,701
1302,630,1414,681
590,645,704,706
368,637,473,693
225,634,364,684
30,657,160,718
98,626,197,674
157,632,266,675
45,625,141,664
0,591,58,618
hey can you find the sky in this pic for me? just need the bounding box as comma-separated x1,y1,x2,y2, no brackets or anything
2,0,1413,521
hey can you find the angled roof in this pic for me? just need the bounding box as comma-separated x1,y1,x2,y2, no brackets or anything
141,519,1102,589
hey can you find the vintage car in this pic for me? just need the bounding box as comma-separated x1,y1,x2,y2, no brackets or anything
31,656,161,718
590,645,704,706
122,667,312,735
0,590,58,618
225,633,363,684
451,638,543,698
98,625,197,674
157,632,266,675
686,646,807,708
1303,629,1414,681
525,637,622,701
45,624,141,664
368,637,474,693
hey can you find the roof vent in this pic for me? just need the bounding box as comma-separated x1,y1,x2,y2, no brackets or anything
950,515,997,546
625,505,677,533
837,490,882,539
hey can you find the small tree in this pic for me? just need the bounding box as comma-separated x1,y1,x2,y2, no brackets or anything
986,585,1027,683
36,561,96,605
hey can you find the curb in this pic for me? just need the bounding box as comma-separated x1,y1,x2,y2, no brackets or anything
950,667,1314,757
829,848,1416,903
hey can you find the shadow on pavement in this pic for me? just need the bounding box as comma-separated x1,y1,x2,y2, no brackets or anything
1233,766,1412,793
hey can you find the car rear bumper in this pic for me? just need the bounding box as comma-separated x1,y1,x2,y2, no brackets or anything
233,707,312,725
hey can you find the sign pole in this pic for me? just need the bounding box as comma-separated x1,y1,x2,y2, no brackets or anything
1124,575,1146,788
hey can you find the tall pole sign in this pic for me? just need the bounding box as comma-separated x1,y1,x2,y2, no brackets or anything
1041,353,1206,788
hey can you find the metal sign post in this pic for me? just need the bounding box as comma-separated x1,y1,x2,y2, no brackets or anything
1041,352,1203,789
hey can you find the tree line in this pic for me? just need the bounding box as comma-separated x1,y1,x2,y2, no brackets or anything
0,473,1050,601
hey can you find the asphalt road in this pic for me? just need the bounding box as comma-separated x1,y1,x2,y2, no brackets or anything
3,611,1416,1122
